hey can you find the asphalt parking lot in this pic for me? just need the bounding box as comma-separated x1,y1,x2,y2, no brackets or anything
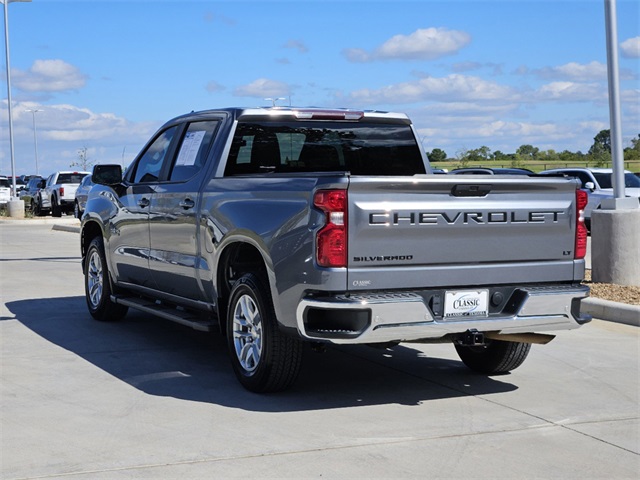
1,220,639,479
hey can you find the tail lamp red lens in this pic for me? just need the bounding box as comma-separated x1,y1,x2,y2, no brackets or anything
575,189,588,259
313,189,347,268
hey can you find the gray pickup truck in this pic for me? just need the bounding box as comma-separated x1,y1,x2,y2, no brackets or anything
81,107,590,392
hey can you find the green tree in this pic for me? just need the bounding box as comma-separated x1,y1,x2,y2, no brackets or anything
465,146,492,163
516,144,539,161
558,150,580,163
591,129,611,153
456,148,471,168
427,148,448,163
493,150,514,163
623,134,640,161
538,149,559,163
588,142,610,167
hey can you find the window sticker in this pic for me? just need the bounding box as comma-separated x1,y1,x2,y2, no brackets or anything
176,130,206,166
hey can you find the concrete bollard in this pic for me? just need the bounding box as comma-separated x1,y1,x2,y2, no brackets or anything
7,199,25,219
591,208,640,287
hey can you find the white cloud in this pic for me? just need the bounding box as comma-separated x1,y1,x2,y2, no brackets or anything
283,39,308,54
205,81,226,93
532,61,608,81
348,74,517,104
233,78,292,98
1,101,158,173
342,48,370,63
521,61,636,81
13,59,88,92
13,103,155,144
415,119,586,153
534,81,606,102
620,36,640,58
343,27,471,62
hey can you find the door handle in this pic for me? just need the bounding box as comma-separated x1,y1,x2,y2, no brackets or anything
138,197,150,208
179,198,195,210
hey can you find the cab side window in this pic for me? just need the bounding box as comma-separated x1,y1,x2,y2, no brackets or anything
132,126,178,183
169,120,219,182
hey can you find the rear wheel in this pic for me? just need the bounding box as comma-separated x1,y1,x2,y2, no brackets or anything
226,273,302,393
52,196,62,217
455,340,531,374
84,237,128,321
74,201,81,219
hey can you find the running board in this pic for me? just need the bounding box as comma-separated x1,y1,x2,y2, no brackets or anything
111,295,216,332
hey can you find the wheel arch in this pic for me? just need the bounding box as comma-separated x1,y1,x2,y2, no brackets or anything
81,220,106,269
215,240,270,335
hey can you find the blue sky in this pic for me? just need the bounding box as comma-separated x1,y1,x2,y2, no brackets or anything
1,0,639,175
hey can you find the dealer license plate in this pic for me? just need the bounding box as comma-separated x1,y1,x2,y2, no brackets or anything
444,290,489,319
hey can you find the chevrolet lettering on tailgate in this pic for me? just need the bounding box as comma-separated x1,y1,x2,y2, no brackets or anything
368,210,565,226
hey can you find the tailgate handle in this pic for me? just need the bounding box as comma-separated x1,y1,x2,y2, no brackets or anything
451,184,491,197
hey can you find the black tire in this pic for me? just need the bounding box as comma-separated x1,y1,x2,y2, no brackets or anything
74,201,82,219
52,196,62,217
84,237,128,322
34,197,44,216
455,340,531,374
226,273,302,393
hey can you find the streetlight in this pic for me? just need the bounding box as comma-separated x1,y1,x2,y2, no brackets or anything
25,108,41,175
591,0,640,286
2,0,31,203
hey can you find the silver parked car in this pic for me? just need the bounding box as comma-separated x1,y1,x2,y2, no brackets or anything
74,174,94,218
18,176,44,211
539,167,640,227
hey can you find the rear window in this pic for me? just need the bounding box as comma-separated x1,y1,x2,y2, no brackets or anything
0,178,10,188
58,173,88,184
224,121,425,176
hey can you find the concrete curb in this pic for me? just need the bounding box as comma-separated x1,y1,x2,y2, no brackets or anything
0,217,80,226
581,297,640,327
52,224,81,233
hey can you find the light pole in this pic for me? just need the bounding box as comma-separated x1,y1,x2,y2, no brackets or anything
2,0,31,203
25,108,41,175
591,0,640,286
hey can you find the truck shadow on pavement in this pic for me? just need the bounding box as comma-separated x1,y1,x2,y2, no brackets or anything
5,296,518,411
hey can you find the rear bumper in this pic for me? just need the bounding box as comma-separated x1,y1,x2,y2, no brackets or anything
296,284,590,344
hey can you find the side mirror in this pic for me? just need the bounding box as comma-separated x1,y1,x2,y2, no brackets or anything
93,164,123,186
584,181,595,192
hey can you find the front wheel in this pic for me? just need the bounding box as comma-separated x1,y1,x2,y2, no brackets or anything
84,237,128,322
455,340,531,374
226,273,302,393
74,201,82,219
34,197,44,216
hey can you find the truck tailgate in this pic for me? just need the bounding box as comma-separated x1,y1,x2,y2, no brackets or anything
61,184,79,201
347,175,581,290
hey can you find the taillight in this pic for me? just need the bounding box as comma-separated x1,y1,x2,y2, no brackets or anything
575,189,588,259
59,187,64,196
314,189,347,268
